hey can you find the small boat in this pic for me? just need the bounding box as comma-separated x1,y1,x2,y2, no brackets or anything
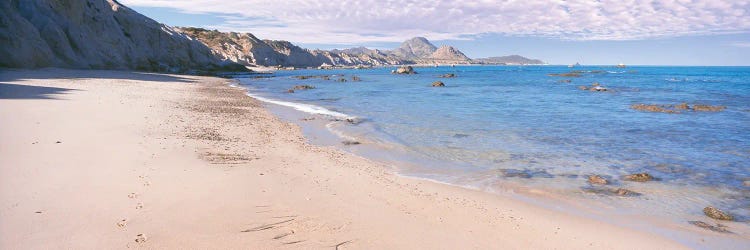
616,63,626,68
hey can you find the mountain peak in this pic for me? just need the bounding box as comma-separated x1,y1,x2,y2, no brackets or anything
430,45,470,61
394,37,437,59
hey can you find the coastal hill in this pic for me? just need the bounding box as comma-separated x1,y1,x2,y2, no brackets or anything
176,29,483,67
392,37,438,59
0,0,244,72
0,0,543,70
474,55,545,65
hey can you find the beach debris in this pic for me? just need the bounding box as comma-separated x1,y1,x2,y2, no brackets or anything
703,206,734,221
438,73,456,78
431,81,445,87
342,140,361,145
393,65,416,74
351,75,361,81
623,173,654,182
689,221,732,233
578,82,608,91
55,141,62,144
135,233,147,243
631,103,726,113
587,175,609,185
35,211,43,214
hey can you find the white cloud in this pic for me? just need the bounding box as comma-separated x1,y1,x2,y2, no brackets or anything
120,0,750,44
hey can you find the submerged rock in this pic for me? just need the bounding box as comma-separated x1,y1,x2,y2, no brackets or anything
394,65,416,74
548,72,582,77
438,73,456,78
432,81,445,87
351,75,361,81
689,221,732,233
693,104,726,112
557,79,572,83
579,82,608,91
342,140,361,145
588,175,609,185
613,188,640,196
703,206,734,221
287,85,315,93
623,173,654,182
631,103,726,113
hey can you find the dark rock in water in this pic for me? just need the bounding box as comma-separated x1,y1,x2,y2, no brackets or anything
438,73,456,78
432,81,445,87
703,206,734,221
613,188,640,196
579,82,607,92
351,75,361,81
689,221,732,233
582,187,640,197
342,140,361,145
557,79,572,83
693,104,726,112
499,169,531,178
291,85,314,90
337,78,347,82
588,175,609,185
453,133,469,138
394,65,416,74
623,173,654,182
548,72,582,77
631,103,726,113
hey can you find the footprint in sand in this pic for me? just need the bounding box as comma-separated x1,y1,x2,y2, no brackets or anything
135,203,143,209
117,219,127,228
128,193,138,199
134,233,147,243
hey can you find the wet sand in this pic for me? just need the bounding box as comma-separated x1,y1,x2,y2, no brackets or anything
0,68,691,249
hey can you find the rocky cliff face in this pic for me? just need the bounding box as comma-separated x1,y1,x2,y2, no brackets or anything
177,28,410,67
0,0,243,72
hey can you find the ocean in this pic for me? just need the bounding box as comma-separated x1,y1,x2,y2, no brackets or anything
235,65,750,233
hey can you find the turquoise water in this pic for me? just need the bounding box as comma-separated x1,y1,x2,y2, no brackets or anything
236,65,750,222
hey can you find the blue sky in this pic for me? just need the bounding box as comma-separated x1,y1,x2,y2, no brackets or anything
125,1,750,66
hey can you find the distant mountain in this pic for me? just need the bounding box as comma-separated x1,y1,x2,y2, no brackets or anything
473,55,544,65
391,37,438,59
0,0,244,72
430,45,471,62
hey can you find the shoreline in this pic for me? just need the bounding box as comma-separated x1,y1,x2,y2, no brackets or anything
0,68,727,248
237,74,750,248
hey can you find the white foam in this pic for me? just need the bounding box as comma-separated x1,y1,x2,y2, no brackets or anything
244,92,355,120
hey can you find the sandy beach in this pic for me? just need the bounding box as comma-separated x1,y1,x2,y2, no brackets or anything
0,68,692,249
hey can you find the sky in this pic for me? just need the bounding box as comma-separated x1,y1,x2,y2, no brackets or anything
120,0,750,65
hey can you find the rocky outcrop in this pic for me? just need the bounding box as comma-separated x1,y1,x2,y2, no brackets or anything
588,175,609,185
431,81,445,87
623,173,654,182
0,0,243,72
393,66,416,74
703,206,733,221
631,103,727,114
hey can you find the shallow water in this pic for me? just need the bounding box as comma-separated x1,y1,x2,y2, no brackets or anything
236,65,750,241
